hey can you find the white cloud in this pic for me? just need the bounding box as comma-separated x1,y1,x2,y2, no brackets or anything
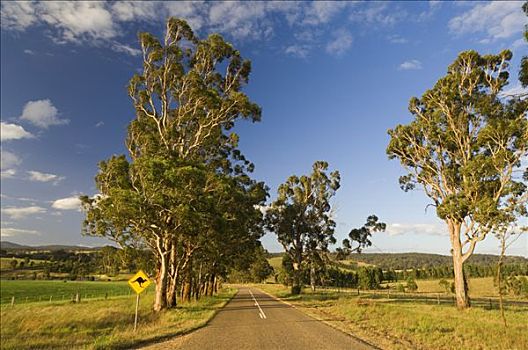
1,149,21,170
302,1,352,25
385,223,447,236
285,44,311,58
1,169,17,179
399,59,422,70
111,42,141,56
449,2,527,41
0,227,40,237
95,121,104,128
387,35,408,44
499,83,528,100
2,206,47,219
52,196,82,210
39,1,117,43
23,49,35,55
326,29,353,56
0,1,37,31
0,122,34,141
27,170,65,184
349,2,407,27
19,99,69,128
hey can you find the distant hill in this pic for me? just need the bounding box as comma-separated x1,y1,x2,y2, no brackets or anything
345,252,528,270
0,241,100,252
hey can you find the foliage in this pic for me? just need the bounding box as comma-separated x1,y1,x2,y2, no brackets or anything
337,215,386,259
406,277,418,292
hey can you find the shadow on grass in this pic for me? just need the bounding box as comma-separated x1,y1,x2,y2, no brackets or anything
116,291,238,350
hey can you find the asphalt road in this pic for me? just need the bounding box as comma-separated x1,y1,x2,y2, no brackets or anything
146,287,375,350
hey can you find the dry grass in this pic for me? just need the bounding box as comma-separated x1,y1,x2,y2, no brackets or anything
0,287,236,350
257,281,528,350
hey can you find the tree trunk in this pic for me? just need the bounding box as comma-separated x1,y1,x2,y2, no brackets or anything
497,238,507,326
450,221,470,309
154,252,168,312
166,243,180,308
182,258,192,303
310,263,316,292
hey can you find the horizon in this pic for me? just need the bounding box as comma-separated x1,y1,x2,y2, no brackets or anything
1,1,527,257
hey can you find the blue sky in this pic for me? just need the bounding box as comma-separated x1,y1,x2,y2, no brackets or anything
1,1,527,256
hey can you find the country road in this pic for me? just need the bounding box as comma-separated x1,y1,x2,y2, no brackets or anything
140,287,375,350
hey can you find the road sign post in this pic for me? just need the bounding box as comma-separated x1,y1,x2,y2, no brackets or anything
128,270,152,332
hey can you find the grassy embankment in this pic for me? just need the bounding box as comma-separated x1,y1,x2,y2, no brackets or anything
257,280,528,350
1,286,237,350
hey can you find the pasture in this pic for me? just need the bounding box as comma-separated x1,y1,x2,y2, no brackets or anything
0,280,131,305
0,287,236,350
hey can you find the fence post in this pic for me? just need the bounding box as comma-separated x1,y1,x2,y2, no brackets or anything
437,294,440,305
11,296,15,306
49,296,53,302
489,298,492,309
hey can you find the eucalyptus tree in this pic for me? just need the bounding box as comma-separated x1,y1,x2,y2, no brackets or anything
387,50,528,309
265,161,340,294
82,18,263,311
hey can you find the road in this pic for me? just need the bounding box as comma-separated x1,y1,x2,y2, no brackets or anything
143,287,375,350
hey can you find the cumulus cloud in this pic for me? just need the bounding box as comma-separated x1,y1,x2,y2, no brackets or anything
1,150,21,178
0,1,37,31
0,122,34,141
326,29,353,56
27,170,65,184
0,227,40,237
399,59,422,70
449,2,527,41
52,196,82,210
1,206,47,219
19,99,69,128
385,223,447,236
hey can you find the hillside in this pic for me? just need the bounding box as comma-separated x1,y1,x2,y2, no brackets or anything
0,241,100,252
345,252,528,270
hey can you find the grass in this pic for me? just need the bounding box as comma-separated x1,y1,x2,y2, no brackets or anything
257,281,528,350
0,287,237,350
0,280,132,304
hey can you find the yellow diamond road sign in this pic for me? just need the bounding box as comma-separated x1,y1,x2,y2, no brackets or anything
128,270,151,294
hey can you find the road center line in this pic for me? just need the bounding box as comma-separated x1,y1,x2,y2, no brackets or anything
248,289,267,319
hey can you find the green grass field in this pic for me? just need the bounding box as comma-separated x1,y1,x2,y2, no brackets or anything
257,282,528,350
0,287,237,350
0,280,132,304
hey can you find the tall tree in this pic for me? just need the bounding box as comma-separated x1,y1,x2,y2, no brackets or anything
387,50,528,309
265,161,340,294
81,18,264,311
